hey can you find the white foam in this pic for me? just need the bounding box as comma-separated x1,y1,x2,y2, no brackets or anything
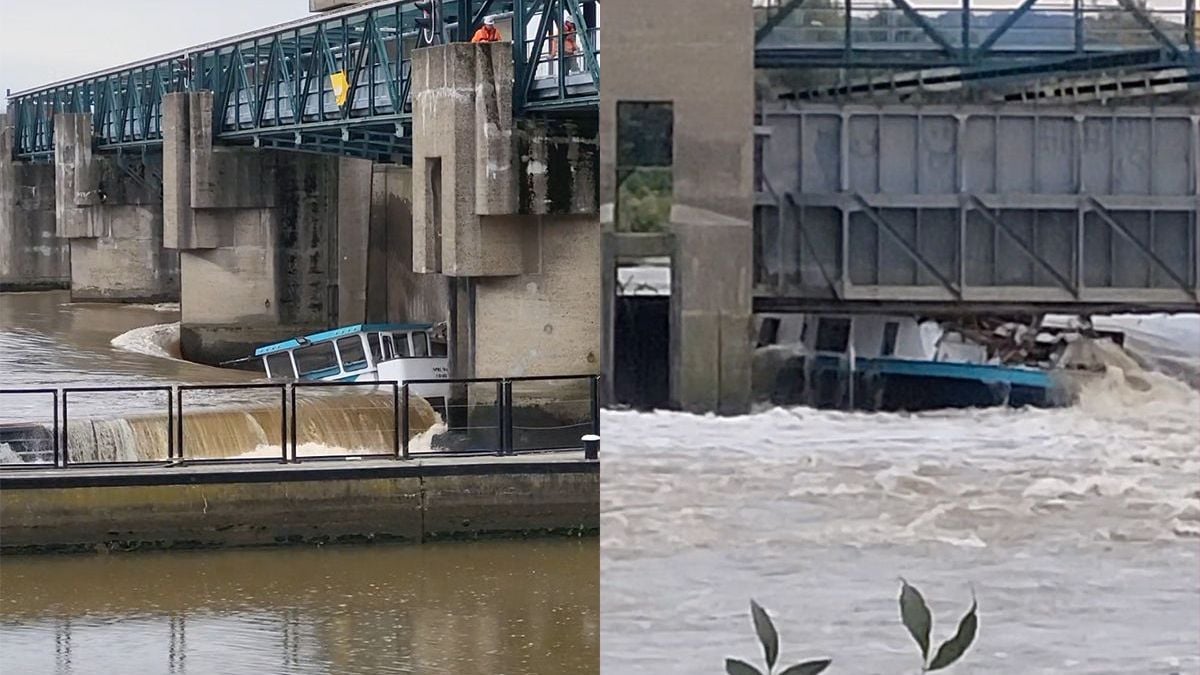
110,322,182,361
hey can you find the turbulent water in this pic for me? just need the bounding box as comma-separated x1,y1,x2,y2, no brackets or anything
602,317,1200,674
0,292,596,674
0,292,442,461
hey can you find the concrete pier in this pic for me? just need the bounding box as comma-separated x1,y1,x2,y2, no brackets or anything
0,456,598,554
601,0,755,414
0,113,70,291
53,113,179,302
411,43,600,380
164,92,347,364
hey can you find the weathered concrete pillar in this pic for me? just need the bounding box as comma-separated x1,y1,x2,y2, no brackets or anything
51,113,179,302
338,160,451,327
0,111,69,291
412,43,600,381
600,0,755,414
163,91,340,365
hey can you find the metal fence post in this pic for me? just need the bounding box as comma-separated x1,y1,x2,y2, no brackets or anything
589,375,600,436
168,386,176,461
52,390,61,468
288,384,297,464
176,386,185,462
401,383,411,461
495,380,506,456
392,381,401,460
60,390,70,467
504,379,514,455
279,384,288,464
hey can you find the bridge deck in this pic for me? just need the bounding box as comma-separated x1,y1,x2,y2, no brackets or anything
7,0,599,162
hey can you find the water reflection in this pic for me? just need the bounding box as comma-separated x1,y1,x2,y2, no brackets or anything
1,540,598,675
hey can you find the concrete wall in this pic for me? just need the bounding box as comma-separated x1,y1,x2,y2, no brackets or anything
475,215,601,377
339,160,451,327
411,43,600,381
0,112,69,291
600,0,755,414
51,113,179,301
0,459,599,553
165,92,343,364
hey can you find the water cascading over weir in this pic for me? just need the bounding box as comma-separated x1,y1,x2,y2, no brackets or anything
0,393,441,464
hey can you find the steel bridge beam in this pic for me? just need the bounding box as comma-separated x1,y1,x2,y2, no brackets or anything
6,0,598,161
755,0,1197,74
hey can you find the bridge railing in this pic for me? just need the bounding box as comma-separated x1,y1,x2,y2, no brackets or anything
7,0,600,161
0,375,601,470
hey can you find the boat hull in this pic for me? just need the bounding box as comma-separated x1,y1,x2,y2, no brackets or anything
767,355,1072,412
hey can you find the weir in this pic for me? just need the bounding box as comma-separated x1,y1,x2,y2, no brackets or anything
0,374,601,553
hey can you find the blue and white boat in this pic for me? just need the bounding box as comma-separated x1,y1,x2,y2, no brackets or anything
754,314,1082,411
253,323,450,408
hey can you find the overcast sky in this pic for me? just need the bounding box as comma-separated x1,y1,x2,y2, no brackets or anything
0,0,306,96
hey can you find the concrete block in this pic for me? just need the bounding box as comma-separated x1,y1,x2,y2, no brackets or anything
180,232,279,327
53,113,104,239
422,471,599,536
338,157,374,324
0,113,69,290
163,91,193,249
413,43,522,277
474,42,517,216
70,218,180,303
370,164,450,324
474,214,600,378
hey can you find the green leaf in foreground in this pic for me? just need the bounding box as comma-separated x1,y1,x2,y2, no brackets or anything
750,599,780,670
899,579,933,661
779,658,833,675
726,658,764,675
927,599,978,671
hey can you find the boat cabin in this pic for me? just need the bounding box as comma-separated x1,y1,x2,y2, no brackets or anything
757,314,948,361
254,323,450,404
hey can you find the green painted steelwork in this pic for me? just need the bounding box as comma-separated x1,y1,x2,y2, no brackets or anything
7,0,599,162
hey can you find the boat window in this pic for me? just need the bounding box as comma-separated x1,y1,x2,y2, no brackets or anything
411,331,429,357
373,333,394,362
391,333,410,358
814,318,851,353
881,322,899,357
756,317,781,348
265,352,295,379
431,339,448,357
293,342,339,378
336,336,369,372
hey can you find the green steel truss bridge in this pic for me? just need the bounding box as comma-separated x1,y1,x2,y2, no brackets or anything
6,0,600,162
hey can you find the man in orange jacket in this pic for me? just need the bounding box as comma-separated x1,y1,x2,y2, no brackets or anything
471,15,501,43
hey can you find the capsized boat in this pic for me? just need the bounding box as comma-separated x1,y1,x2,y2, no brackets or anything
253,323,450,409
753,314,1117,411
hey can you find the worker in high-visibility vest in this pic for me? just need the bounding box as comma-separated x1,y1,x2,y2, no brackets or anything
471,15,501,43
549,12,581,75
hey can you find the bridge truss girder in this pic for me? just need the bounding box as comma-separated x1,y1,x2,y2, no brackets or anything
755,0,1197,81
7,0,599,162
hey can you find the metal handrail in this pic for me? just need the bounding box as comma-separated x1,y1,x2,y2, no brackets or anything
0,374,601,471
